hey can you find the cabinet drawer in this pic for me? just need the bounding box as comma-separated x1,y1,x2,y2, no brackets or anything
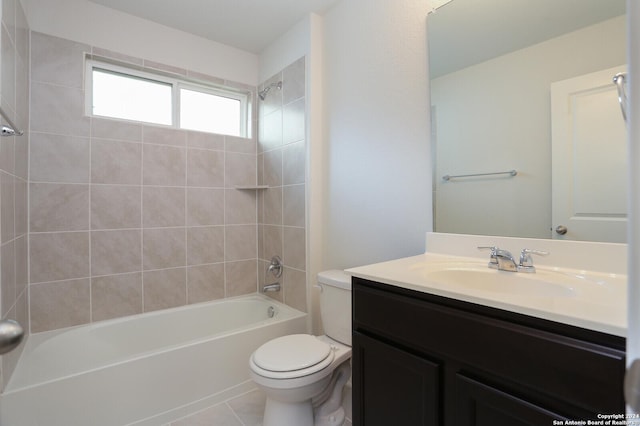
353,280,625,414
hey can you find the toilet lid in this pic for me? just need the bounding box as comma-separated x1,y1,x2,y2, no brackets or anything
253,334,332,372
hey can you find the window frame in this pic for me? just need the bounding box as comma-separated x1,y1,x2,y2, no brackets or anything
85,59,250,138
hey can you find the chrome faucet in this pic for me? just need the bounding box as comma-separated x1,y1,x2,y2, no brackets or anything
479,246,518,272
478,246,548,273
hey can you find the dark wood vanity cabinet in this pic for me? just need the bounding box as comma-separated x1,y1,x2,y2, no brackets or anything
352,277,626,426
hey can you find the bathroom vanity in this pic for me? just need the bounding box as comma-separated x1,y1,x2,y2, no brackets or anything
348,235,627,426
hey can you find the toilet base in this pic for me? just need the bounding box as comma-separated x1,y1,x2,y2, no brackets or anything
263,398,314,426
315,406,345,426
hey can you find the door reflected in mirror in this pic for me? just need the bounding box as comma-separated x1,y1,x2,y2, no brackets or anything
429,0,627,242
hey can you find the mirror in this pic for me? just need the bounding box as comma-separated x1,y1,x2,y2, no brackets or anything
429,0,627,242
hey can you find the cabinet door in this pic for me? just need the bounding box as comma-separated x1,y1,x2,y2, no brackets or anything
352,332,441,426
453,374,568,426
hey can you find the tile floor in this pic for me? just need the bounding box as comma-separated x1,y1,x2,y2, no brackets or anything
167,388,353,426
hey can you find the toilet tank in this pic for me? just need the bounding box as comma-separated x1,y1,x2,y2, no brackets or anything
318,270,352,346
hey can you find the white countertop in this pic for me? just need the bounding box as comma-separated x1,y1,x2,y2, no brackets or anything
346,252,627,337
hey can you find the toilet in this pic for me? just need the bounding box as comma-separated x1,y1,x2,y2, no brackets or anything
249,270,352,426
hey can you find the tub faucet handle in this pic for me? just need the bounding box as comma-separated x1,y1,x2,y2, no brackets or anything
267,256,283,278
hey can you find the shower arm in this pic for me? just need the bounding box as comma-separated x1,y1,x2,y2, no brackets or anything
614,72,628,123
258,81,282,100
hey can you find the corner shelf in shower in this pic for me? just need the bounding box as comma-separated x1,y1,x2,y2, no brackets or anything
234,185,270,190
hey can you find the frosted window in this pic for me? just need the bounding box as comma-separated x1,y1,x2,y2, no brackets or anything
92,69,172,125
180,88,242,137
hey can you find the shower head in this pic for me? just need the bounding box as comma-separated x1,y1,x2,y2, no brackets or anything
259,81,282,100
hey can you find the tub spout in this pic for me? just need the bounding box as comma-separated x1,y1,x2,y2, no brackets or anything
262,283,281,293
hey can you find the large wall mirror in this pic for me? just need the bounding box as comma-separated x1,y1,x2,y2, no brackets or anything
429,0,627,242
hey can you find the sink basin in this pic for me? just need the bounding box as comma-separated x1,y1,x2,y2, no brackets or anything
423,268,576,298
347,252,627,337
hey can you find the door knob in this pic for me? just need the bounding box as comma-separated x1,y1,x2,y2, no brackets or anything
555,225,568,235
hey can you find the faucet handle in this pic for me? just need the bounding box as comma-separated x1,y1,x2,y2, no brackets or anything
478,246,499,266
519,248,549,269
477,246,498,255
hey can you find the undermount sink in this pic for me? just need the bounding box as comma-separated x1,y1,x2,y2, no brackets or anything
423,267,576,298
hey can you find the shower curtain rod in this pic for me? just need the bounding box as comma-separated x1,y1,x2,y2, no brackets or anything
0,106,24,137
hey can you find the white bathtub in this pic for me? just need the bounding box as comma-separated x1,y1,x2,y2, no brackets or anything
0,294,307,426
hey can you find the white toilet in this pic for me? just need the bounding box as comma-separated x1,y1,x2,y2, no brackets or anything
249,270,352,426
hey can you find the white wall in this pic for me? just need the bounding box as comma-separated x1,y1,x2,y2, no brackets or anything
21,0,258,85
321,0,432,270
431,16,626,238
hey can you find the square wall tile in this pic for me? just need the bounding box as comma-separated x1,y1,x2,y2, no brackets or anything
30,133,90,183
143,227,186,270
186,148,224,187
91,273,142,321
31,82,90,136
91,230,142,276
143,144,186,186
30,279,91,332
142,186,185,228
30,183,89,232
186,188,224,226
225,225,257,261
225,189,257,225
187,264,225,304
226,259,257,297
225,153,256,188
187,226,224,266
143,268,186,312
30,232,90,283
91,139,141,185
91,185,141,230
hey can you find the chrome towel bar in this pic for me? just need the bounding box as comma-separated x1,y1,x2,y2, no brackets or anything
0,106,24,137
442,169,517,181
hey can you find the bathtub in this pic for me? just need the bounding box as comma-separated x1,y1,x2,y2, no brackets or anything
0,294,307,426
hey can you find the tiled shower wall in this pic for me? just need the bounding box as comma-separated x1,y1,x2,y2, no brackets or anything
0,0,30,390
28,31,261,333
258,57,307,312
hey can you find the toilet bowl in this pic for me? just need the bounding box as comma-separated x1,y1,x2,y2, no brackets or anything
249,270,352,426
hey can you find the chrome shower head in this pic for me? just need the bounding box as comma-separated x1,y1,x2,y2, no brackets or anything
258,81,282,100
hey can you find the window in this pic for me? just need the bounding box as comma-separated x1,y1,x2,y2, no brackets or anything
92,69,172,125
86,60,249,137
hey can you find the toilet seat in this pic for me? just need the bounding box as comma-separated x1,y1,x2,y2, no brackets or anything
251,334,335,380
